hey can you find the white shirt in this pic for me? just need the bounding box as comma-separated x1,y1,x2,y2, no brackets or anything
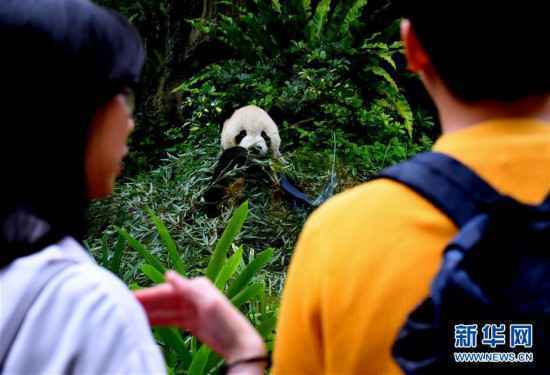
0,237,166,375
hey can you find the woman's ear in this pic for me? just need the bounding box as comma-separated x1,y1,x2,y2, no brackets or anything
401,19,430,73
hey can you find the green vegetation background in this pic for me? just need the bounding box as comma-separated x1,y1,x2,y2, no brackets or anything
86,1,438,373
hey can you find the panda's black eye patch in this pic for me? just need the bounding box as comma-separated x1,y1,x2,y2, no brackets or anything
261,131,271,148
235,130,247,144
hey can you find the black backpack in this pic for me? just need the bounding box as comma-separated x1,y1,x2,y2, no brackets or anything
377,152,550,374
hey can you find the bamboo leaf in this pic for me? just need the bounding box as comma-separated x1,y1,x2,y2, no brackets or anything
227,248,274,298
147,209,186,276
110,233,126,275
230,281,264,308
140,263,165,284
156,328,192,368
214,246,243,290
117,227,166,274
206,201,249,281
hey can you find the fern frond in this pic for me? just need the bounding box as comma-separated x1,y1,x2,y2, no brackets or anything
340,0,369,39
305,0,332,44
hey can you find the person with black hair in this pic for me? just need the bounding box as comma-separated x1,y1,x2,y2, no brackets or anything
0,0,168,373
0,1,266,373
135,2,550,374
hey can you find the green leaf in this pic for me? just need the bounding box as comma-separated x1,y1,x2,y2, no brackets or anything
370,66,399,91
100,234,109,267
303,0,312,17
340,0,369,39
271,0,281,13
306,0,331,44
230,281,264,308
109,233,126,275
257,312,278,338
206,201,249,281
156,328,192,368
117,227,166,274
140,263,165,284
377,51,397,70
147,209,186,276
214,246,243,290
188,345,211,375
227,248,274,298
393,94,414,138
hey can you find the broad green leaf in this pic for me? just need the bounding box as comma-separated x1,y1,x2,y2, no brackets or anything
157,328,192,368
227,248,274,298
230,281,264,308
140,263,165,284
188,345,211,375
214,246,243,290
117,227,166,274
147,209,186,275
206,201,249,281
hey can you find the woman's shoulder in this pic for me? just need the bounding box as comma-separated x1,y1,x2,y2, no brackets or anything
0,237,165,374
2,236,152,339
45,238,151,333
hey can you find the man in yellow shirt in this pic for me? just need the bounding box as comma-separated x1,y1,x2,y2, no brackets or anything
272,3,550,375
135,2,550,375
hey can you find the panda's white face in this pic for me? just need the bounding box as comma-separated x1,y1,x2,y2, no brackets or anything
221,105,281,158
235,129,271,156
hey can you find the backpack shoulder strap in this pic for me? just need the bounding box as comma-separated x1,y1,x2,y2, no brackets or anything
0,260,73,369
376,152,502,227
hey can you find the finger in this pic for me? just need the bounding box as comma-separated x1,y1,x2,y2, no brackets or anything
167,272,212,303
165,271,199,299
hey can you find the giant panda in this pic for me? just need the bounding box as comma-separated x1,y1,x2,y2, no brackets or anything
220,105,281,158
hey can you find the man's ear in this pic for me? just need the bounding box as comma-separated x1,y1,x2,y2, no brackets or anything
401,19,430,73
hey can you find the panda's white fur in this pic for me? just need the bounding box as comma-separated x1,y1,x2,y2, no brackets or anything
221,105,281,158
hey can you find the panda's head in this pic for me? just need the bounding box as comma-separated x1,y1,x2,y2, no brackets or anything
221,105,281,158
234,129,271,156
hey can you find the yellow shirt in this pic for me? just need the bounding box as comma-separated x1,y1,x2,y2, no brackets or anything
272,119,550,374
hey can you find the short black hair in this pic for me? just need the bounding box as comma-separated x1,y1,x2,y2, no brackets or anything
399,2,548,102
0,0,144,262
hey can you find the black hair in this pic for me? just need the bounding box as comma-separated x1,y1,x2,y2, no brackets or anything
398,2,549,102
0,0,145,266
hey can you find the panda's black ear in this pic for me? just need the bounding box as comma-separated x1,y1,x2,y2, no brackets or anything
261,131,271,148
235,130,247,144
